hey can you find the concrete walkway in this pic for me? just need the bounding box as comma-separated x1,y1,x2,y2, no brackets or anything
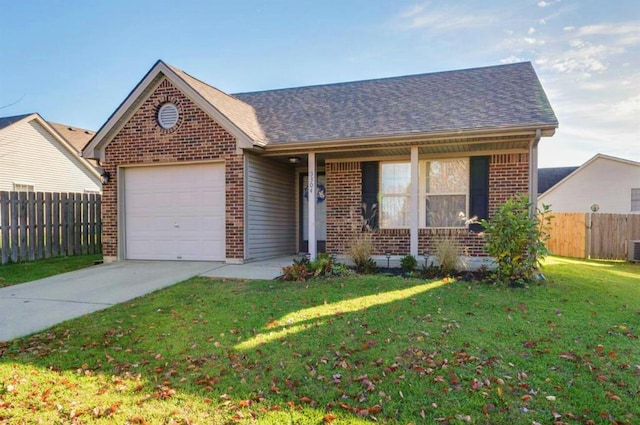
0,257,292,341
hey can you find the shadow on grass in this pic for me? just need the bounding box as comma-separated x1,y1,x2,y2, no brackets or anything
1,261,638,424
0,276,461,423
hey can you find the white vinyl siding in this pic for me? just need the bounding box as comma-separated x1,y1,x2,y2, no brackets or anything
538,156,640,214
245,154,296,260
0,119,101,193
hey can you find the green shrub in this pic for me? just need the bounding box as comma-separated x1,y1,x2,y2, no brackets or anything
434,238,459,276
400,255,418,273
480,194,553,285
280,254,352,281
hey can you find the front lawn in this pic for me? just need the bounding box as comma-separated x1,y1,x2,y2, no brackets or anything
0,254,102,288
0,257,638,424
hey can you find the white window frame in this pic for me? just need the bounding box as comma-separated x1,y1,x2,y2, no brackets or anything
13,182,34,193
379,162,412,229
631,188,640,212
420,158,469,229
379,158,470,230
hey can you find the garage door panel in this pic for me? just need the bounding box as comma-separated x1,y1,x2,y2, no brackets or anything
124,163,225,261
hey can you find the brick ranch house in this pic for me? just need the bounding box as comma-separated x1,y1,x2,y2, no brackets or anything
83,60,558,264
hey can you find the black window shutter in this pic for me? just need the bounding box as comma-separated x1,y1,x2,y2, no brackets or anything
361,161,379,230
469,156,489,232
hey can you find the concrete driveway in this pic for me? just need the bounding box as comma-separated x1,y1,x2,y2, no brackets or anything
0,261,220,342
0,258,291,342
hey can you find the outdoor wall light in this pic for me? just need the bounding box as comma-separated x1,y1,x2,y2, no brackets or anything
100,171,111,184
288,156,301,165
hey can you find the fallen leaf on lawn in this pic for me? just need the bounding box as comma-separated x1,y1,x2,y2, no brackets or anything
605,392,621,402
323,413,338,423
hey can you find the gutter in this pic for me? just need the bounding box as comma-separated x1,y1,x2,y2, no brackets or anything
529,129,542,216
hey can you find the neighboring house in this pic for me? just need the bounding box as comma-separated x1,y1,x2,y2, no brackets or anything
538,154,640,214
49,122,100,169
83,60,558,263
537,166,578,195
0,113,101,193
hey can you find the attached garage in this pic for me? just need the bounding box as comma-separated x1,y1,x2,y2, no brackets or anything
123,162,225,261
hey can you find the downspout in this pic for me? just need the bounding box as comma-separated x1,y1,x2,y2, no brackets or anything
529,129,542,216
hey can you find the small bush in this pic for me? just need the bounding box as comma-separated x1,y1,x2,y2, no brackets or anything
355,256,378,274
349,233,378,274
434,238,459,276
400,255,418,273
480,194,553,285
280,254,352,281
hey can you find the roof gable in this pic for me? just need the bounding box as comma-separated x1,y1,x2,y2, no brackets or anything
0,113,33,131
235,62,558,144
0,113,101,180
83,60,261,161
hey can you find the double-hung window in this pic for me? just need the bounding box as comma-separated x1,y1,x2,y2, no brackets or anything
379,158,469,229
379,162,411,228
422,159,469,228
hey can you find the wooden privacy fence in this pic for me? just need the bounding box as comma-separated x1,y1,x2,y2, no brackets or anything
0,191,101,265
547,212,640,260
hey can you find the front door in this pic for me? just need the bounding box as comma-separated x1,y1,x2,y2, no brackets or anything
300,173,326,253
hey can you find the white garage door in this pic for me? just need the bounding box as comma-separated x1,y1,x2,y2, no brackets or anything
124,163,225,261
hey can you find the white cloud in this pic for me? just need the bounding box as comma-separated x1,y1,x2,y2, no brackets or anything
528,27,536,35
500,55,524,64
396,3,498,32
538,1,551,7
563,26,575,31
400,4,425,18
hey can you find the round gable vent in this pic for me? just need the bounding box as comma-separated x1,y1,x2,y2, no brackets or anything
158,103,179,129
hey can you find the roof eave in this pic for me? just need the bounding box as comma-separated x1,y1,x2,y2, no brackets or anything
258,124,558,154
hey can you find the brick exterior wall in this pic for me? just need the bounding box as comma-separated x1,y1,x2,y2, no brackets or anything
325,153,530,257
326,162,362,254
489,153,530,215
101,78,244,261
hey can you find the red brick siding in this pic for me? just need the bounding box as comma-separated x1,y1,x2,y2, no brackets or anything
326,162,362,254
325,152,530,257
489,153,530,215
101,78,244,260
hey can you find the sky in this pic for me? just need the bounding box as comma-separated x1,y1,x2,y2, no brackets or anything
1,0,638,168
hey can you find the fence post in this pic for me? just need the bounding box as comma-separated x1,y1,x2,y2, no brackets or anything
53,192,61,257
44,192,52,259
1,192,9,265
82,193,89,255
28,192,36,261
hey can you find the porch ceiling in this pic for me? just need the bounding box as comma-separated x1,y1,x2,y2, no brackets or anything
260,134,533,166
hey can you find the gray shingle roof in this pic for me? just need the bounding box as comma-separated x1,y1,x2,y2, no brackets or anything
233,62,558,144
0,113,32,130
538,166,578,194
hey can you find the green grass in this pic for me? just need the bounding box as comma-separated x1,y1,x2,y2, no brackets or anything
0,254,102,288
0,256,638,424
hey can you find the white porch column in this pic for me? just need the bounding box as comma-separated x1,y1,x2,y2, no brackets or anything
308,152,317,260
410,146,419,257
